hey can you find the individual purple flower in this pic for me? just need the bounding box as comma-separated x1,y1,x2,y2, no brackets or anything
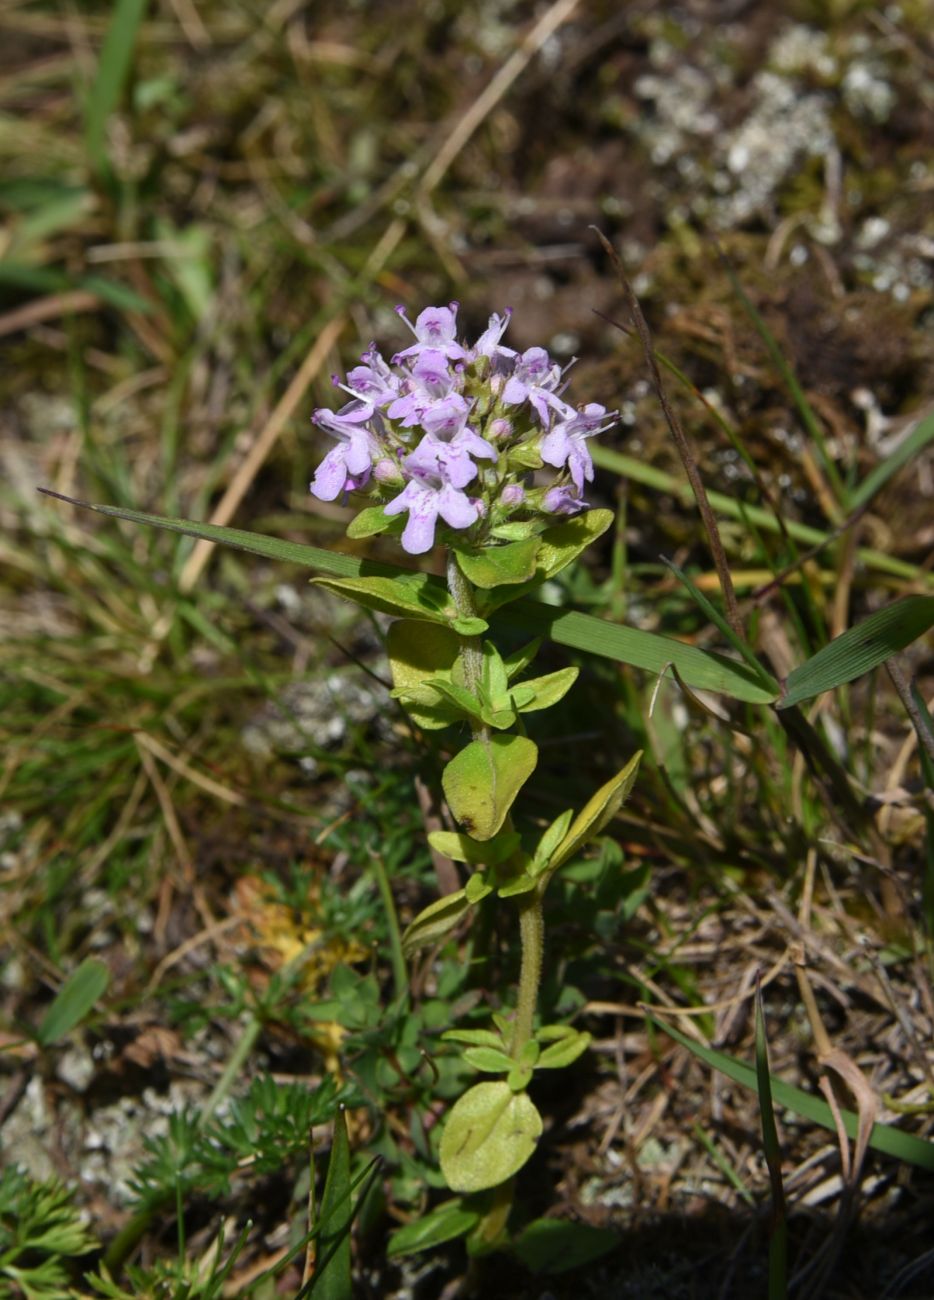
501,347,569,426
386,349,459,426
404,394,497,488
540,403,616,491
384,470,480,555
419,393,472,440
341,345,400,409
500,483,526,506
310,405,380,502
543,483,586,515
471,309,516,365
393,303,467,363
405,431,493,490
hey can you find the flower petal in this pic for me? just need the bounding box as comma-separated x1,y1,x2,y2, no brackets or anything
540,428,570,470
401,500,439,554
437,484,479,530
311,447,348,501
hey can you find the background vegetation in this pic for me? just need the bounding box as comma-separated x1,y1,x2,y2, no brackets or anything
1,1,933,1296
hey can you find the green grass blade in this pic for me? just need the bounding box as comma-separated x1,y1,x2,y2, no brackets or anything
36,958,109,1046
306,1106,353,1300
647,1014,934,1172
37,492,779,703
388,1199,481,1256
84,0,149,176
249,1159,380,1297
3,188,92,259
0,262,152,312
850,409,934,511
663,557,778,690
37,492,388,577
755,985,787,1300
591,446,929,585
779,596,934,709
504,605,776,704
692,1123,755,1206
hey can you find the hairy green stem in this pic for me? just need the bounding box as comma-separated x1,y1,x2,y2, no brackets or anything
446,550,489,742
509,886,544,1058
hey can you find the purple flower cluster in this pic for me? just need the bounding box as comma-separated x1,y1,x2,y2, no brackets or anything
310,303,616,555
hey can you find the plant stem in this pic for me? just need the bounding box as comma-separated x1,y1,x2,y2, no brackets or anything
446,550,489,742
446,549,545,1055
200,1013,263,1125
509,885,544,1058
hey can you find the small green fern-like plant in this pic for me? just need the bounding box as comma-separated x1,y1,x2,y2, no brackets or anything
0,1166,97,1300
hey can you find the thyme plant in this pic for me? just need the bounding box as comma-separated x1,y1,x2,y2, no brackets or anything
310,303,641,1196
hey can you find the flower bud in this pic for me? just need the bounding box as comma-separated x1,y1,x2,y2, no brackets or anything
374,458,403,485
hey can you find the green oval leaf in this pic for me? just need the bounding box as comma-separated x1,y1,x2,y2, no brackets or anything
442,735,538,841
513,1218,619,1275
401,889,471,955
37,958,109,1046
408,677,484,722
463,1046,514,1073
530,809,575,876
513,666,579,713
549,751,642,873
535,1030,591,1070
452,616,490,636
387,620,461,730
480,511,614,614
387,1199,480,1258
779,595,934,710
389,684,464,729
464,873,493,903
535,509,614,580
440,1082,543,1192
314,575,449,624
507,1062,534,1091
427,828,521,866
497,873,537,898
453,538,542,589
441,1029,504,1049
346,505,402,540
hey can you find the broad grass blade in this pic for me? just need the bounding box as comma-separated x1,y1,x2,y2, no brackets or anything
85,0,150,176
663,557,778,690
850,407,934,511
779,596,934,709
591,445,928,585
648,1013,934,1172
306,1106,353,1300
